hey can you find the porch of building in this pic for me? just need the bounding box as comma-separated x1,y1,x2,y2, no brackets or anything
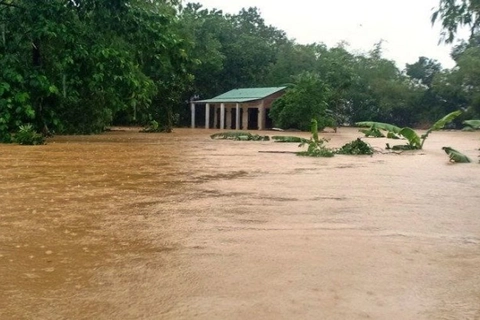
190,87,286,130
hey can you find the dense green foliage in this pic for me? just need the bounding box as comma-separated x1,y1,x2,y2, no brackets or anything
1,1,479,141
270,72,333,131
0,0,190,138
432,0,480,43
432,2,480,122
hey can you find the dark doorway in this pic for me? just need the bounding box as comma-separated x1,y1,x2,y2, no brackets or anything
194,104,206,128
248,108,258,130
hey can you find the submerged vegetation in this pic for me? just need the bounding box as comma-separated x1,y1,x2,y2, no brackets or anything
13,124,45,145
463,120,480,130
291,119,374,157
336,139,374,155
140,120,172,133
359,125,385,138
210,132,270,141
297,119,334,157
212,113,475,163
296,140,334,157
272,136,309,143
212,120,373,157
442,147,472,163
357,111,462,150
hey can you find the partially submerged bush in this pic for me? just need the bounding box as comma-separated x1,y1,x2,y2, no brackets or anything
272,136,309,143
140,120,172,133
297,121,375,157
13,124,45,145
297,149,334,157
357,110,462,150
297,137,334,157
385,143,418,151
336,138,374,155
359,126,385,138
296,120,334,157
211,132,270,141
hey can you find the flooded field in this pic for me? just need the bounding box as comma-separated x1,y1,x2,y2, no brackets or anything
1,127,479,319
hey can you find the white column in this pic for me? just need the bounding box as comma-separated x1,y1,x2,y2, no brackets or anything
235,103,240,130
242,107,249,130
220,103,225,130
258,102,265,130
190,102,195,128
226,107,232,129
213,106,218,129
205,103,210,129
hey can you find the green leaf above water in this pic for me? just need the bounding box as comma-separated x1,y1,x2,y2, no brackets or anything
442,147,471,163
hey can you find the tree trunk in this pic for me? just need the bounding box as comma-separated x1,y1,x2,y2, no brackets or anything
32,39,51,136
32,39,41,67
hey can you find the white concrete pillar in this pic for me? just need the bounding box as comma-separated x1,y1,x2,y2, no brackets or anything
242,107,249,130
226,107,232,129
205,103,210,129
190,102,195,128
213,105,218,129
220,103,225,130
235,103,240,130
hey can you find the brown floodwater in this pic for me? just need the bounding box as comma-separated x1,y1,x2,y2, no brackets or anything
1,127,479,319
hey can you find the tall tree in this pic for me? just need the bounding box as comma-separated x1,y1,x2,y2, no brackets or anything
264,42,318,86
269,72,331,131
432,0,480,42
179,5,286,99
345,46,416,125
315,44,356,126
406,57,442,88
0,0,191,137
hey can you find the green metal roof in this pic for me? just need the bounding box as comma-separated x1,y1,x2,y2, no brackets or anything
196,87,286,104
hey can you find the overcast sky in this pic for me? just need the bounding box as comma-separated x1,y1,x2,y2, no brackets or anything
194,0,469,69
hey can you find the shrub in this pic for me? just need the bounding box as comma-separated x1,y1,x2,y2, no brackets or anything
336,138,374,155
13,124,45,145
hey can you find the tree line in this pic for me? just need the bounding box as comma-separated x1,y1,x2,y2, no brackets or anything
1,0,479,140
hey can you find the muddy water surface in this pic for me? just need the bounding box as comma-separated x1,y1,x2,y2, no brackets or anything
1,128,480,319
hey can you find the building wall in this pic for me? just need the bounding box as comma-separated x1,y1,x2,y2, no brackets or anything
233,90,285,109
263,91,285,109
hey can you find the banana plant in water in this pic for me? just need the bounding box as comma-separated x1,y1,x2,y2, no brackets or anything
356,111,462,150
463,120,480,130
297,119,334,157
442,147,471,163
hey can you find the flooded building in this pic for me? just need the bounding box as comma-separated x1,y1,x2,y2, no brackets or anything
190,87,286,130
